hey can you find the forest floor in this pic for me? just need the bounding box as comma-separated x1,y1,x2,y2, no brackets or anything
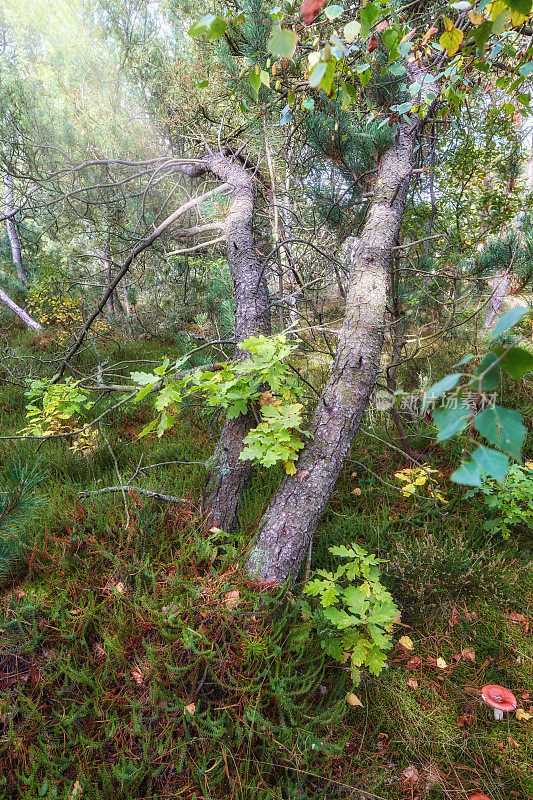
0,325,532,800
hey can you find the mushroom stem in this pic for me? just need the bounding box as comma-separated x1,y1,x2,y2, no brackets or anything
493,708,504,721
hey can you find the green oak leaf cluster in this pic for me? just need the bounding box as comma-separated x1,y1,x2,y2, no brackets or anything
303,542,399,685
131,334,309,473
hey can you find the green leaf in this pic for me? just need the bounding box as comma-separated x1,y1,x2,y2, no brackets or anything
503,0,533,13
188,13,216,37
498,346,533,378
451,461,482,487
433,399,471,441
474,405,526,460
472,446,510,483
249,70,261,99
360,3,379,39
489,306,530,340
205,17,227,41
520,61,533,77
325,5,344,21
260,69,270,87
396,101,413,114
267,28,298,59
474,353,500,391
319,61,335,94
423,373,462,409
302,97,315,111
473,21,493,53
344,19,361,43
309,61,327,88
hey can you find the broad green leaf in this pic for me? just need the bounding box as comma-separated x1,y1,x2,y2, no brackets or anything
472,446,510,483
423,373,462,409
453,353,474,367
433,399,471,442
325,5,344,21
319,61,335,94
302,97,315,111
309,61,327,88
498,346,533,378
473,21,493,52
474,405,526,460
451,461,482,486
344,19,361,43
249,70,261,98
474,353,500,391
205,17,227,41
360,2,379,39
503,0,533,13
489,306,530,340
439,24,464,56
520,61,533,77
188,13,216,37
260,69,270,87
267,28,298,59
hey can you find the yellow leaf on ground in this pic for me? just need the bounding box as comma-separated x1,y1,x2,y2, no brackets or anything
516,708,533,721
399,635,414,651
184,702,196,715
436,657,448,669
346,692,363,707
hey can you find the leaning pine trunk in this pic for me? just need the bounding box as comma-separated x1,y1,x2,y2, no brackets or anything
201,154,271,531
0,286,41,331
246,130,417,584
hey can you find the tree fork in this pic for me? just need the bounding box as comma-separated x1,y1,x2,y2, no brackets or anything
245,128,420,585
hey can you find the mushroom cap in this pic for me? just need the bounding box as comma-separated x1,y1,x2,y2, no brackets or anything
468,795,492,800
481,684,517,712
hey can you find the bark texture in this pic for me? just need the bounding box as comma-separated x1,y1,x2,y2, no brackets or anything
199,154,271,531
246,130,417,584
4,172,28,285
0,286,41,331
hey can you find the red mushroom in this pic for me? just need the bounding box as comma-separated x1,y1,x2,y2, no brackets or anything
468,794,492,800
481,684,517,721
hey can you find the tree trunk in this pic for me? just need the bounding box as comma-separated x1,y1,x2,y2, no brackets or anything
484,270,511,329
200,154,271,531
246,129,417,584
0,286,41,331
3,171,28,286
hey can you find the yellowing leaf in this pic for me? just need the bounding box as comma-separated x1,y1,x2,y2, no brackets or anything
516,708,533,721
436,657,448,669
439,25,464,56
511,10,530,25
346,692,363,707
399,635,415,651
421,26,439,45
285,460,297,475
184,702,196,715
468,10,485,25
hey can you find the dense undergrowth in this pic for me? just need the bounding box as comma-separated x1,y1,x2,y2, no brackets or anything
0,325,531,800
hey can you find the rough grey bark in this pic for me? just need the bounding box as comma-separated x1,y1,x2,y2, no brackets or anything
3,172,28,285
0,286,41,331
484,271,511,329
196,155,271,531
246,130,418,584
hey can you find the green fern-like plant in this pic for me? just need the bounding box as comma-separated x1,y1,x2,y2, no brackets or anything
0,461,45,586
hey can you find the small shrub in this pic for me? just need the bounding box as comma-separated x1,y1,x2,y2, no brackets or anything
303,542,399,684
386,531,518,607
474,461,533,538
